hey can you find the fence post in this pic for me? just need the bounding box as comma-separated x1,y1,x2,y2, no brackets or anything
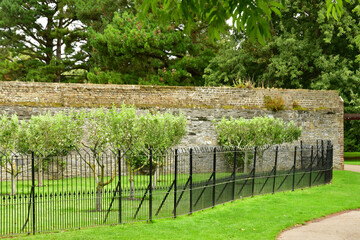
213,148,216,207
118,150,122,224
309,146,313,188
174,149,178,218
149,149,153,222
292,146,297,191
233,147,236,201
31,151,35,235
189,148,193,214
272,146,278,194
252,147,257,197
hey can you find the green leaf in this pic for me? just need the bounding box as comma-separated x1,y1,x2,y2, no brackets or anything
332,6,339,21
270,7,282,17
269,1,284,9
327,3,333,19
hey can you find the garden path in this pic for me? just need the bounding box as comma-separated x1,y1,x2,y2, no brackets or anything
277,165,360,240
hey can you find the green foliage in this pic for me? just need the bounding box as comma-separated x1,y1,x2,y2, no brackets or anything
0,114,19,153
140,0,284,44
18,111,84,156
140,0,348,44
264,96,286,112
88,11,217,85
215,116,301,147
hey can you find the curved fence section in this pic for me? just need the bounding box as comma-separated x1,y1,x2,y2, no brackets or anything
0,140,333,236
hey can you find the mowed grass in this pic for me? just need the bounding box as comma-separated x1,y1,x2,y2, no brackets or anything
7,170,359,240
344,161,360,165
344,152,360,158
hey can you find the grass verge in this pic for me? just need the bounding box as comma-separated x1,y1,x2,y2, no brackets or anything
6,170,360,240
344,152,360,158
344,161,360,165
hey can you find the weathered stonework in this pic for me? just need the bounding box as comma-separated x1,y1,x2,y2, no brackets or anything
0,81,344,171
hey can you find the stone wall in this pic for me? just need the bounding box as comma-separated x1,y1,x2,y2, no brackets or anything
0,81,344,170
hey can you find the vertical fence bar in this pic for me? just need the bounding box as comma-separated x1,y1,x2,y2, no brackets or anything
118,150,122,224
309,146,313,188
300,141,303,169
149,149,152,222
232,147,237,201
272,147,278,194
292,146,297,191
174,149,178,218
252,147,257,197
31,151,35,235
189,148,193,214
213,148,216,207
330,142,333,182
321,140,324,167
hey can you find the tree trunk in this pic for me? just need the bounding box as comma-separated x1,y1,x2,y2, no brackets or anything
152,166,160,189
129,176,135,200
244,151,248,174
11,174,16,195
56,10,63,83
96,184,103,211
38,161,43,187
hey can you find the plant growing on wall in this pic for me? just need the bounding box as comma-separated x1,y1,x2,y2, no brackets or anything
0,114,22,195
215,116,301,172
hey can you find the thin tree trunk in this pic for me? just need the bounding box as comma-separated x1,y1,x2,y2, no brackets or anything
96,184,103,211
11,174,16,195
244,151,248,174
152,166,160,189
129,176,135,200
38,161,43,187
10,159,17,195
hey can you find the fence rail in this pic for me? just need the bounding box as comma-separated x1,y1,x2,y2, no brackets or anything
0,140,333,236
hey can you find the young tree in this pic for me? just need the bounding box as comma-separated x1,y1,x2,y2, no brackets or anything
75,108,114,211
0,114,22,195
106,105,146,200
18,111,84,186
143,112,187,188
215,116,301,172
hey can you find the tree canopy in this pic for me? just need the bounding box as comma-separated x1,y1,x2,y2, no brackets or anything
140,0,352,43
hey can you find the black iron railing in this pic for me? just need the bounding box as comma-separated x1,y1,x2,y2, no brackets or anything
0,140,333,236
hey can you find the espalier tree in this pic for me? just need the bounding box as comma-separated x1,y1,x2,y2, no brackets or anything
215,116,301,173
0,114,21,195
18,111,84,187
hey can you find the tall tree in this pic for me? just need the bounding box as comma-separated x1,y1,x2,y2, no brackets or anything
0,0,83,81
204,0,360,151
88,10,218,85
0,0,128,82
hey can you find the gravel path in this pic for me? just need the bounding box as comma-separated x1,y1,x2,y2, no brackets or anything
277,165,360,240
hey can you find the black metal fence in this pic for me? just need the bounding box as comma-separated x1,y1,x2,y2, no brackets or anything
0,141,333,236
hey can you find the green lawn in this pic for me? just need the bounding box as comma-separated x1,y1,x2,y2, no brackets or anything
345,161,360,165
5,170,359,240
344,152,360,158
